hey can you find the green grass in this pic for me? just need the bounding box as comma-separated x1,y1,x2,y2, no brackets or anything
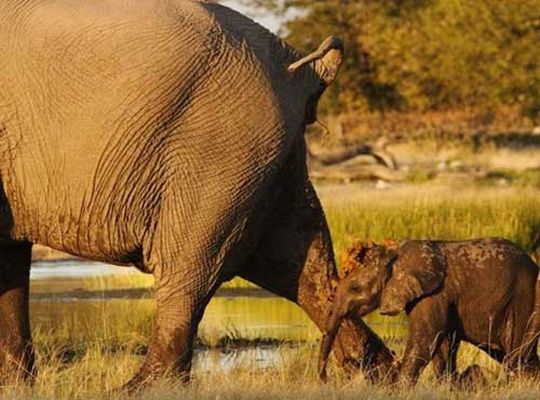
318,185,540,264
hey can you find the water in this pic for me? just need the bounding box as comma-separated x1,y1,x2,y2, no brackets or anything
31,259,138,279
29,260,407,371
194,346,284,372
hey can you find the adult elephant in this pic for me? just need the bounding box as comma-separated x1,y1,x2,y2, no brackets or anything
0,0,393,389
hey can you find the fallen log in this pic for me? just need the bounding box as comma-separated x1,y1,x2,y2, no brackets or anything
307,136,404,182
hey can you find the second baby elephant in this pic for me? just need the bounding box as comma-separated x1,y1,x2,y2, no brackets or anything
319,238,540,384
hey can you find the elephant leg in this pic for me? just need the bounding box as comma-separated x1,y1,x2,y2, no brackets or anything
432,333,460,381
0,241,35,384
398,333,438,385
123,250,220,391
399,300,448,384
239,180,394,380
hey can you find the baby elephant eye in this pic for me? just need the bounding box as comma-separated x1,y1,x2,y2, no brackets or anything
349,285,362,294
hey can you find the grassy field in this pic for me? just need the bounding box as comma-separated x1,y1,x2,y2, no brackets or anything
3,339,540,400
15,184,540,399
319,184,540,261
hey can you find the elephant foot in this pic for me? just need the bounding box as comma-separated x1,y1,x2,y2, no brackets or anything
120,362,190,394
334,317,395,382
0,344,37,386
121,373,153,395
455,365,488,391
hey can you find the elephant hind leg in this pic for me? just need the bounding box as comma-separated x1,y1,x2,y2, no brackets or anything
238,181,394,380
432,333,460,381
123,237,223,392
0,241,35,384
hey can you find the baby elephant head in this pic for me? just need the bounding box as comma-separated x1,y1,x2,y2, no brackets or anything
318,240,446,381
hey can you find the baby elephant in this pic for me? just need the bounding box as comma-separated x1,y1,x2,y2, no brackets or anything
319,238,540,384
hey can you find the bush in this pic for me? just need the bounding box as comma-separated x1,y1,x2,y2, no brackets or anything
241,0,540,119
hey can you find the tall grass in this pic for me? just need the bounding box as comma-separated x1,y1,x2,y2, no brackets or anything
319,185,540,264
3,339,540,400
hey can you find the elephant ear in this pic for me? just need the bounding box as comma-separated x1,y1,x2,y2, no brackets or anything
288,36,344,86
380,241,446,316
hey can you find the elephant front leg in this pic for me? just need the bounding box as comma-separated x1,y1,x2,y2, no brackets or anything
398,301,448,385
239,181,394,380
0,242,36,384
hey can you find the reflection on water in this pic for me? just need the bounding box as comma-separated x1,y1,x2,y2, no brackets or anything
195,347,283,372
201,297,318,343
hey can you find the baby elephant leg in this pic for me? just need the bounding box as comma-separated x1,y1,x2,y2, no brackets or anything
432,333,460,381
398,299,448,384
399,334,439,384
457,365,488,390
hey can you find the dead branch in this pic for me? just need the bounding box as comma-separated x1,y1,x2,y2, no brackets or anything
307,136,404,182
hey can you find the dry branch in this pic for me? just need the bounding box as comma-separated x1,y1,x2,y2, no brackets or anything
307,137,404,182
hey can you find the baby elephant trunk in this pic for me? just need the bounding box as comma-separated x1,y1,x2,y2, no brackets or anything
318,307,347,382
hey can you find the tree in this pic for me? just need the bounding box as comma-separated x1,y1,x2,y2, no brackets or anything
238,0,540,119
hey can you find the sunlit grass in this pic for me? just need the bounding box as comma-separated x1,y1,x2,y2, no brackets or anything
4,337,540,400
30,297,403,353
87,272,155,291
318,185,540,264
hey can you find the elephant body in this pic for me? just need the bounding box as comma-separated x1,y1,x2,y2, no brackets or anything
319,238,540,383
0,0,293,263
0,0,394,388
433,239,537,359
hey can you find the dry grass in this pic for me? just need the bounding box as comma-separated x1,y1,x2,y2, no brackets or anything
3,340,540,400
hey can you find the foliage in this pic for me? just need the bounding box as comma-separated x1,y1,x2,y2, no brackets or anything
239,0,540,119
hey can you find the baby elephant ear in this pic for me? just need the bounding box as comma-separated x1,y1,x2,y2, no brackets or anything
380,241,446,316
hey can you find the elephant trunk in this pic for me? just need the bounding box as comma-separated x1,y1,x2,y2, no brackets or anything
318,307,347,382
